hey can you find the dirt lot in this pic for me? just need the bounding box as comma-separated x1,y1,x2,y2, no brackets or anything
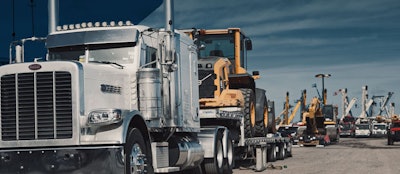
233,137,400,174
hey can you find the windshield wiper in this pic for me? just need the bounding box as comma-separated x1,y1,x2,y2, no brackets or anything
89,61,124,69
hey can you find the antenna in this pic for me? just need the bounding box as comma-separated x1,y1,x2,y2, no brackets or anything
12,0,16,40
29,0,36,36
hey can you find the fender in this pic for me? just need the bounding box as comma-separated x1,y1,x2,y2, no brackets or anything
121,110,150,144
198,126,226,158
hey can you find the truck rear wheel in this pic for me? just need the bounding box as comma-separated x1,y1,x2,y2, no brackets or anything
125,128,153,174
203,131,224,174
240,88,256,138
223,132,234,174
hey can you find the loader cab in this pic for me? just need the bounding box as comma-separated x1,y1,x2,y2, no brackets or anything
322,104,338,124
195,28,252,74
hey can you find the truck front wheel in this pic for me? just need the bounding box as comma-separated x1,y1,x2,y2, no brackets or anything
125,128,154,174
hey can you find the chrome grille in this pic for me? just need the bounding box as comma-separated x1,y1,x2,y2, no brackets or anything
1,71,73,141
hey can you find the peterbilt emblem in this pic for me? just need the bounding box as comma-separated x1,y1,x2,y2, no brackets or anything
28,64,42,70
101,84,121,94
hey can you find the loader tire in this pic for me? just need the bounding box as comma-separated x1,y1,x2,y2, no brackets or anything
240,88,256,138
254,96,268,137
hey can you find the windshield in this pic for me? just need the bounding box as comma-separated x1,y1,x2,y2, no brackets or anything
48,43,136,64
356,124,369,129
374,125,386,130
342,124,352,129
197,34,235,60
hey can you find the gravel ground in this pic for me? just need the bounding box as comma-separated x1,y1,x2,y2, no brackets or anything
233,137,400,174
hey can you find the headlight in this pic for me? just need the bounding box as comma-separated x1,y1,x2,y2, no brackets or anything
88,109,122,126
299,137,303,140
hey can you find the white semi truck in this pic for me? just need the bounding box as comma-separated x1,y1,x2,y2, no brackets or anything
0,0,290,173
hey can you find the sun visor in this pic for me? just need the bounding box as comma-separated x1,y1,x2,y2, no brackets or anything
46,28,139,48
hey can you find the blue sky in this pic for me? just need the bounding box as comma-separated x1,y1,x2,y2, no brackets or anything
1,0,400,122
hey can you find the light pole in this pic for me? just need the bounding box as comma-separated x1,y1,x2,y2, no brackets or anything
315,73,331,104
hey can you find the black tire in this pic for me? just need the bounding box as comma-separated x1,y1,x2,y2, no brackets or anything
183,166,203,174
277,143,285,160
223,132,234,174
388,133,394,145
267,102,276,134
125,128,153,174
255,96,268,137
267,144,277,162
286,142,293,158
240,88,256,138
203,131,224,174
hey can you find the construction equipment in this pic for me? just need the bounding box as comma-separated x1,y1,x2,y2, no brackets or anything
278,91,304,127
368,92,393,138
355,86,372,137
276,91,305,146
186,28,276,136
190,28,291,171
370,117,388,138
338,88,357,137
298,97,328,146
388,115,400,145
298,83,339,146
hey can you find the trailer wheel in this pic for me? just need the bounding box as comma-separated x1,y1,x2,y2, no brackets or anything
277,143,285,160
204,131,224,174
286,142,293,157
267,144,277,162
125,128,153,174
240,88,256,138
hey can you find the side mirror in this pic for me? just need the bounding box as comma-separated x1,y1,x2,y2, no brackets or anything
245,39,252,51
252,71,259,76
